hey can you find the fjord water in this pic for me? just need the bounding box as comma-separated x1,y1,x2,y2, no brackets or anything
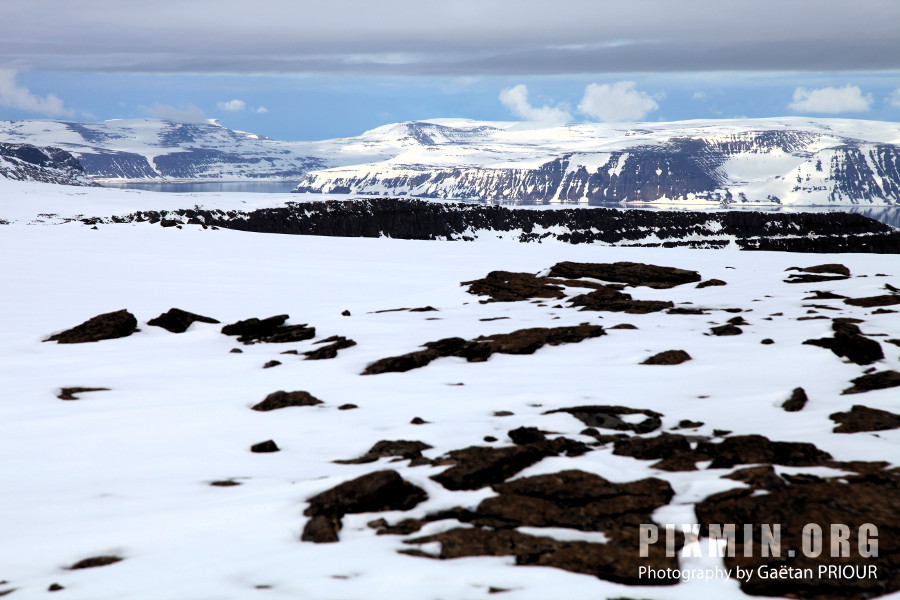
101,181,900,228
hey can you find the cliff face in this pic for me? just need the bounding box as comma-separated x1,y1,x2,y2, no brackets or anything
0,143,96,186
117,198,900,254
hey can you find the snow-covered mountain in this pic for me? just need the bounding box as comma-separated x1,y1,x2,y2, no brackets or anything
293,118,900,207
0,119,340,181
0,142,95,186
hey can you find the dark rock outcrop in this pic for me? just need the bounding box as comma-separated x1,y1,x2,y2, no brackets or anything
251,391,323,411
782,387,809,412
842,370,900,394
804,320,884,365
46,310,138,344
57,387,109,401
221,314,315,344
147,308,220,333
545,405,662,434
303,336,357,360
641,349,692,365
548,261,701,288
830,405,900,433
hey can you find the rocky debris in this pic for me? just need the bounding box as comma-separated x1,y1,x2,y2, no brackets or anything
569,286,674,314
461,270,603,303
210,480,242,487
251,391,323,411
48,583,64,592
665,306,706,315
710,323,743,336
374,306,438,313
788,263,852,276
723,465,785,490
147,308,220,333
221,314,315,344
888,339,900,348
609,323,638,329
341,310,351,316
430,438,591,491
229,348,243,353
613,433,832,471
68,555,123,570
548,261,701,289
696,279,727,288
784,263,852,284
302,470,428,543
873,308,898,314
57,387,109,401
695,469,900,599
547,405,663,434
804,320,884,365
250,440,280,453
844,294,900,308
830,405,900,433
404,469,679,585
46,309,138,344
303,336,357,360
761,338,774,344
782,387,809,412
338,403,358,410
262,360,281,369
362,324,605,375
336,440,433,465
843,370,900,394
508,427,547,445
804,290,848,300
673,419,704,429
641,349,692,365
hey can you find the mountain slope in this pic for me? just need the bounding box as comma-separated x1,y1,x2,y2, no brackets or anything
0,143,95,186
292,118,900,207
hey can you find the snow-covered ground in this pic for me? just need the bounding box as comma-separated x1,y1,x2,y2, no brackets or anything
1,183,898,599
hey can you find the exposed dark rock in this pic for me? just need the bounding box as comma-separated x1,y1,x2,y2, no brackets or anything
697,434,832,469
341,310,351,316
68,555,123,570
46,309,138,344
761,338,775,344
210,480,242,487
613,433,693,460
461,270,602,302
667,306,707,315
804,290,848,300
48,583,64,592
304,470,427,524
696,279,727,288
338,403,358,410
548,261,701,288
336,440,433,464
784,274,851,284
782,387,809,412
873,308,898,314
229,348,243,353
830,405,900,433
710,324,743,336
674,419,704,429
804,320,884,365
251,391,323,411
508,427,546,445
301,514,342,543
787,263,852,276
303,336,357,360
221,314,315,344
147,308,220,333
57,387,109,401
695,469,900,599
546,405,662,434
262,360,281,369
844,294,900,308
410,417,428,424
722,465,785,490
569,286,674,314
641,349,692,365
609,323,638,329
430,438,590,491
362,324,605,375
250,440,280,453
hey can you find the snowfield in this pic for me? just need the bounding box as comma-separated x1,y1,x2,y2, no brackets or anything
1,184,899,600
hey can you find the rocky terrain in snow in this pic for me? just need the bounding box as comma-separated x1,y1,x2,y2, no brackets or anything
0,142,95,186
119,198,900,253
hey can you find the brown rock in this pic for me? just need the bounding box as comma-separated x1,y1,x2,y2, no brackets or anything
46,310,138,344
641,349,692,365
57,387,109,401
303,336,357,360
830,405,900,433
696,279,727,288
147,308,219,333
68,555,123,570
843,294,900,308
250,440,280,453
549,261,701,289
336,440,433,464
252,391,323,411
546,405,662,434
782,387,808,412
697,435,832,469
301,514,341,543
304,470,427,518
221,314,315,344
842,370,900,395
570,287,674,314
710,324,742,336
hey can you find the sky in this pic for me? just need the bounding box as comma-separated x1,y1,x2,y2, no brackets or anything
1,0,899,141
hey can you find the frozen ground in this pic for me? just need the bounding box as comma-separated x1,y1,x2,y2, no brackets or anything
0,184,898,599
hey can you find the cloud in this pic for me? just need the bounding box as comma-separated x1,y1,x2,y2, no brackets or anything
255,106,269,113
1,0,897,75
499,84,572,124
788,85,872,113
217,99,246,111
142,102,207,123
0,69,75,117
578,82,658,122
692,91,707,101
890,89,900,109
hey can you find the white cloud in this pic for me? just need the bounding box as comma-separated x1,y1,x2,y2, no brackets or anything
0,69,75,117
889,89,900,109
143,102,207,123
499,84,572,124
577,81,658,122
788,85,872,113
692,91,707,101
255,106,269,113
217,99,246,111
